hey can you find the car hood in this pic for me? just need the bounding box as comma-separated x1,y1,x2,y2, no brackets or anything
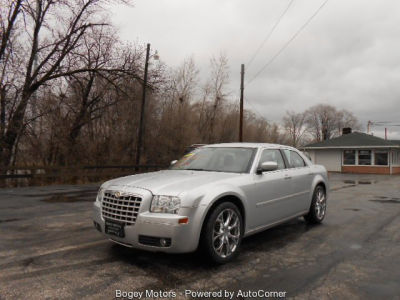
104,170,240,196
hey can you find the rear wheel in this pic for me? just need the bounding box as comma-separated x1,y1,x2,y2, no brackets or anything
200,202,243,264
304,185,327,224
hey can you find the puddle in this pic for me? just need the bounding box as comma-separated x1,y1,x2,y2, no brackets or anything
342,180,377,185
343,180,356,184
0,218,21,223
344,208,361,211
41,194,95,203
369,198,400,204
350,244,362,250
25,189,98,198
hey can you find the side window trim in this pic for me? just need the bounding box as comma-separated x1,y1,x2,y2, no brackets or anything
246,148,259,173
279,149,290,169
295,150,307,168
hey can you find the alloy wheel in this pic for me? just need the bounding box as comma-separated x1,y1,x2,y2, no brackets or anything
212,208,241,258
314,188,326,220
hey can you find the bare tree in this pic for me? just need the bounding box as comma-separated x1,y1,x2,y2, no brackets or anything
2,45,292,172
335,109,360,135
283,111,307,147
305,104,360,141
153,57,199,157
200,53,230,143
171,56,198,104
0,0,23,143
0,0,133,167
0,0,23,62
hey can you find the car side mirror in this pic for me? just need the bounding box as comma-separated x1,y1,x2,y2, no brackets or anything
257,161,278,174
170,160,178,165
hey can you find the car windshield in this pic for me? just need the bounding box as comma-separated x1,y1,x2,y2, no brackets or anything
170,147,256,173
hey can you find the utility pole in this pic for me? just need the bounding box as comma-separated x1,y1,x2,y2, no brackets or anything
135,43,151,169
239,64,244,142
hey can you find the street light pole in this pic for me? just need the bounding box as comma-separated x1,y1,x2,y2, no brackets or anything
239,64,245,142
135,43,151,169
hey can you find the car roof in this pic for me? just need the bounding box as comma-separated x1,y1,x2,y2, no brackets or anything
204,142,297,150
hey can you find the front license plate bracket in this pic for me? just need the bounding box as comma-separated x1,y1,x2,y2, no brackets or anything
105,220,125,238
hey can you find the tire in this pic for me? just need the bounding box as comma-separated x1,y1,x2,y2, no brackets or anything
304,185,327,224
200,202,243,264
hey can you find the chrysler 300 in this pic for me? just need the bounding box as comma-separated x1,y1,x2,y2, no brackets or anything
93,143,328,263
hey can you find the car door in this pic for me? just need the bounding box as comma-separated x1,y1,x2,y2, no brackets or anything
282,149,314,216
250,148,294,228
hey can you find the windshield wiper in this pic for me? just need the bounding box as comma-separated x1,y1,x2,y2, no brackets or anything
185,168,207,171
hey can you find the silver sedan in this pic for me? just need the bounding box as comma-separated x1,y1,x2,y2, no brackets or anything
93,143,329,263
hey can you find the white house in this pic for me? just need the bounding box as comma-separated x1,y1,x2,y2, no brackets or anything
302,131,400,174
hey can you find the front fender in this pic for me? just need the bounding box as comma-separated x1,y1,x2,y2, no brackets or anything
181,183,248,247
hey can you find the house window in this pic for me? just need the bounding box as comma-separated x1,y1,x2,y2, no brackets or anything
343,150,356,165
394,150,399,165
358,150,371,165
375,151,388,165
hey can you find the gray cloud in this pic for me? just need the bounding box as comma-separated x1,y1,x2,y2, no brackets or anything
110,0,400,139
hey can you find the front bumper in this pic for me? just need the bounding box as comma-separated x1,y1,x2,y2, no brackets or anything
93,198,200,254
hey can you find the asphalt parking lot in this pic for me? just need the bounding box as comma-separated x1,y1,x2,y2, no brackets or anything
0,173,399,299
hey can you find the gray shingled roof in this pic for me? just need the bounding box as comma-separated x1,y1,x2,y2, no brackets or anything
303,132,400,149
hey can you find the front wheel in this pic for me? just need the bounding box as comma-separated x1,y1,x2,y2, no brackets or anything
304,185,327,224
200,202,243,264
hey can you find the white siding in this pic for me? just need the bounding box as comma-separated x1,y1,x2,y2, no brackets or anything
306,150,316,163
314,149,342,172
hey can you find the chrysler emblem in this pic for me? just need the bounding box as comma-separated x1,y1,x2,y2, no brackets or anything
114,191,121,198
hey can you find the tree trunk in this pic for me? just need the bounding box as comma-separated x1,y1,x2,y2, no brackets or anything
0,89,33,167
0,87,5,137
322,128,328,140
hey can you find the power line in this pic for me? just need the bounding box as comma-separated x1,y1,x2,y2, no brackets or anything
246,0,295,69
244,96,269,123
370,121,400,126
247,0,329,85
373,121,398,125
374,123,400,127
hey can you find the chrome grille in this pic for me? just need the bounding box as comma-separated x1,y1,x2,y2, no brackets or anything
101,190,142,226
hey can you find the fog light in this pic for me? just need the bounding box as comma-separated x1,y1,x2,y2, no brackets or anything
139,235,171,247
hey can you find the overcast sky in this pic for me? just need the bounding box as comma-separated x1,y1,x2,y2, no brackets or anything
109,0,400,139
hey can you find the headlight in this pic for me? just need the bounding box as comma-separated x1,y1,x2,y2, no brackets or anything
96,187,105,202
151,195,181,214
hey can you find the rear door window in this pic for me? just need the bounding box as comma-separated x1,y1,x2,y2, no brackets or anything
283,150,306,168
